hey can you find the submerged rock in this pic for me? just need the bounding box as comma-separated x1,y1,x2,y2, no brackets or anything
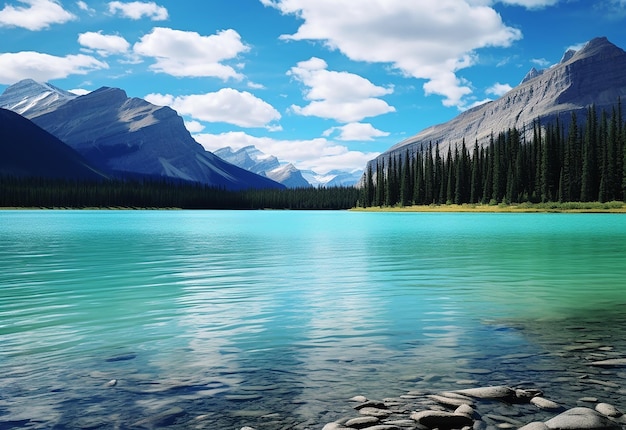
410,410,474,429
595,403,623,418
530,396,561,410
544,407,621,430
454,386,516,400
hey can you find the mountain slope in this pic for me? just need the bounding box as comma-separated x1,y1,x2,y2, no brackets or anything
0,83,283,190
0,108,107,180
0,79,76,118
215,146,311,188
370,37,626,170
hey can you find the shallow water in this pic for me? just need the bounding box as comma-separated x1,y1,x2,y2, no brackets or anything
1,210,626,429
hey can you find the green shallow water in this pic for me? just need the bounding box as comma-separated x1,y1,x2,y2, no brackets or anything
1,210,626,428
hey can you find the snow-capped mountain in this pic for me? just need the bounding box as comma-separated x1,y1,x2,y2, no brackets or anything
367,37,626,174
0,79,76,117
215,145,362,187
0,81,283,190
214,146,310,188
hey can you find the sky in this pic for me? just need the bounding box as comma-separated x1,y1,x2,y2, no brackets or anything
1,1,626,175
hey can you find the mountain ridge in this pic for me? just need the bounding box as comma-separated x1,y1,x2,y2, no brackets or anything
0,82,284,190
371,37,626,173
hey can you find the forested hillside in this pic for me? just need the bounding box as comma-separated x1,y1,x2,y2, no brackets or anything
359,102,626,207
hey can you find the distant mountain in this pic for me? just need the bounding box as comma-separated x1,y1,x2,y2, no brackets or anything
0,82,283,190
215,146,310,188
301,169,363,187
0,79,76,117
367,36,626,172
0,108,107,181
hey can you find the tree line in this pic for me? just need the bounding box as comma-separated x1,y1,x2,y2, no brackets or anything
359,101,626,207
0,176,360,209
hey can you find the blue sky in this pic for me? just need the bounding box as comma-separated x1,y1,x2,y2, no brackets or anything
1,0,625,174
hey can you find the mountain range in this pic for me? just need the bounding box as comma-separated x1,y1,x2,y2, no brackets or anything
0,80,283,190
367,36,626,174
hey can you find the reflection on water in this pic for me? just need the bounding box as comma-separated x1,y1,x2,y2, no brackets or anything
1,211,626,428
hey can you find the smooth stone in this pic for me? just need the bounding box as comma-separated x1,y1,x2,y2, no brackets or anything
240,427,257,430
582,379,620,388
350,395,369,402
355,400,387,410
428,394,474,408
589,358,626,367
105,379,117,387
519,422,550,430
384,419,419,427
454,386,515,400
579,397,599,403
359,426,402,430
595,403,623,418
131,406,185,427
105,353,136,362
410,410,474,429
530,396,561,410
359,407,392,418
345,416,380,428
322,423,349,430
455,404,475,417
544,407,621,430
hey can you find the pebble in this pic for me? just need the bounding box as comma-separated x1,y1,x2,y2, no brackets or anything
358,407,392,418
454,385,516,400
530,396,561,410
428,394,475,407
350,395,369,403
590,358,626,367
596,403,623,418
410,410,474,429
345,416,380,427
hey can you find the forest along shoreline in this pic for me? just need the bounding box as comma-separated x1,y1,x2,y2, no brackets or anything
351,202,626,213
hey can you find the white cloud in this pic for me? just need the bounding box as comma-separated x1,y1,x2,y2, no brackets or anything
78,31,130,56
194,131,379,174
0,51,108,84
262,0,522,109
69,88,90,95
108,1,168,20
0,0,76,30
145,88,281,129
133,27,249,80
76,0,94,13
184,120,204,133
323,122,390,141
531,57,551,67
495,0,559,8
288,57,395,123
486,82,512,97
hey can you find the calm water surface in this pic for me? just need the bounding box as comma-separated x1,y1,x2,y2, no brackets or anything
1,210,626,429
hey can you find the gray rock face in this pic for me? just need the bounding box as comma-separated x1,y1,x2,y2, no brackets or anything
366,37,626,177
410,410,474,429
0,83,283,190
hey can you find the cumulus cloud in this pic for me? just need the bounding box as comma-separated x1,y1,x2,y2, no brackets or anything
486,82,512,97
78,31,130,56
323,122,390,141
69,88,91,95
0,51,108,84
145,88,281,129
108,1,168,20
184,120,205,133
134,27,249,80
194,131,378,174
288,57,395,123
495,0,559,8
262,0,522,108
0,0,76,30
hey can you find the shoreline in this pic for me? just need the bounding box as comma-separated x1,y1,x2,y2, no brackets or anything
350,202,626,213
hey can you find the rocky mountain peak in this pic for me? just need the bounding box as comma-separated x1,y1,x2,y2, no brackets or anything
369,36,626,175
0,78,76,117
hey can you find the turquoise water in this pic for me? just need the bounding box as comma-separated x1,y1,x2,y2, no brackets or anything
1,210,626,428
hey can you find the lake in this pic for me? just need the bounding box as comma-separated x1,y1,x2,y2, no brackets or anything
1,210,626,429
